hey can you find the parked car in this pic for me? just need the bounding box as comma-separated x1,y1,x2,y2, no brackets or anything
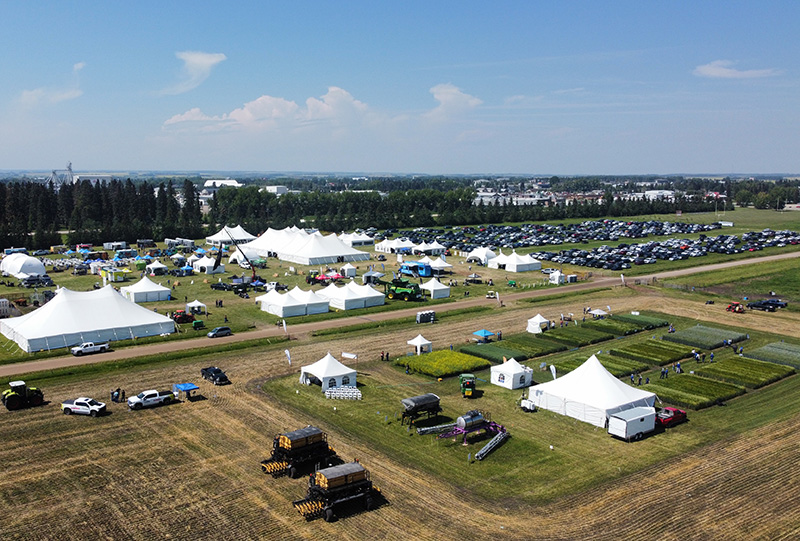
746,300,777,312
207,326,232,338
210,282,233,291
655,407,687,428
61,397,106,417
201,366,230,385
70,342,110,356
127,389,174,410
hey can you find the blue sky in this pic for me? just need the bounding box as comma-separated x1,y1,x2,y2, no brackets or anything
1,1,798,175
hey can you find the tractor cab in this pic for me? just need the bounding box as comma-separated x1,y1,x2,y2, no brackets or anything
460,374,476,398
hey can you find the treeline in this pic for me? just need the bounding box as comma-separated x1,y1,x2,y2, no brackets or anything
0,179,726,250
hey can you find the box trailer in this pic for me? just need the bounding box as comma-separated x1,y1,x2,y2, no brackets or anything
608,406,656,441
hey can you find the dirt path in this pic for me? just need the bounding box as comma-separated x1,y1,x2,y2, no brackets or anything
3,249,799,378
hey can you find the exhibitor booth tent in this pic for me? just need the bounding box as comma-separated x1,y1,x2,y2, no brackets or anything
185,299,207,315
120,276,172,303
299,352,357,391
338,232,374,247
526,314,550,334
465,247,496,265
420,277,450,299
0,253,46,279
287,287,330,315
488,250,541,272
238,227,370,265
206,224,256,246
317,282,385,311
0,285,175,353
145,259,168,276
407,334,432,355
193,255,225,274
526,355,656,428
491,358,533,389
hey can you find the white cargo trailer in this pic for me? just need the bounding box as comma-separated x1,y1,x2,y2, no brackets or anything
608,406,656,441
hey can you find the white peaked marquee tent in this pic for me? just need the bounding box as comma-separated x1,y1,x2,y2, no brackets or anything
255,287,329,318
407,334,432,355
120,276,171,303
338,232,374,246
375,238,415,253
193,255,225,274
287,287,330,315
526,355,656,428
0,286,175,352
185,299,207,314
238,227,370,265
317,282,384,310
0,253,46,278
206,224,256,246
488,250,542,272
527,314,550,334
145,259,169,275
299,352,357,391
465,247,496,265
491,358,533,389
420,277,450,299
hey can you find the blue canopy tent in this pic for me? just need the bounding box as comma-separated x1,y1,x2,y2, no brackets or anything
172,382,199,401
473,329,495,343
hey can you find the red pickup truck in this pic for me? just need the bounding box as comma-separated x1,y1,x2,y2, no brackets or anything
656,407,687,428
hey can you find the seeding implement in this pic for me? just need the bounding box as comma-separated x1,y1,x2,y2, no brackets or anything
261,426,338,479
292,462,381,522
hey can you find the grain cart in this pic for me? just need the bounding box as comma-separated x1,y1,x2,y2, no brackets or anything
293,462,382,522
2,381,44,410
400,393,442,425
261,426,338,479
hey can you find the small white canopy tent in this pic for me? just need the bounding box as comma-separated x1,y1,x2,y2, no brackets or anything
549,270,565,284
526,355,656,428
185,299,207,315
491,358,533,389
120,276,171,303
340,263,357,278
589,308,608,317
206,224,257,246
527,314,550,334
0,285,175,353
407,334,432,355
145,260,169,275
420,277,450,299
193,255,225,274
0,253,47,278
299,352,357,391
429,257,453,274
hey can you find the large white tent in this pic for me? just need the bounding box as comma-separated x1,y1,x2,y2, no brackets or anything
120,276,172,303
317,282,384,311
255,287,329,318
488,250,542,272
206,224,256,246
0,285,175,352
420,277,450,299
1,253,46,278
526,314,550,334
287,286,330,315
375,238,415,253
238,227,370,265
193,255,225,274
526,355,656,428
407,334,432,355
299,352,357,391
491,358,533,389
338,232,374,247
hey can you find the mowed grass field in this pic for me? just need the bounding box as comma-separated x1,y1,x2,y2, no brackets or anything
3,289,800,540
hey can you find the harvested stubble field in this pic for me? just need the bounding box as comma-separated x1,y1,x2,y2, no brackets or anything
3,292,800,540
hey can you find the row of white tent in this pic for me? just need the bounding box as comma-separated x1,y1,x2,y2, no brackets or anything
375,238,446,255
233,226,370,266
464,247,542,273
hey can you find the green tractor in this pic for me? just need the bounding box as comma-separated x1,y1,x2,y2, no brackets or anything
459,373,476,398
386,278,422,301
2,380,44,411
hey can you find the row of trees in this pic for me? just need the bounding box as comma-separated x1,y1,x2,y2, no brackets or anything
0,177,749,250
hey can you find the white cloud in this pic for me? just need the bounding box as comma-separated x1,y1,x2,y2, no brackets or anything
424,83,482,120
693,60,780,79
17,62,85,109
161,51,227,95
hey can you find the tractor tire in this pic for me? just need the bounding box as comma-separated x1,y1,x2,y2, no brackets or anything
403,294,410,301
29,393,43,407
63,408,72,415
387,292,395,300
324,508,335,522
4,394,22,410
289,467,298,479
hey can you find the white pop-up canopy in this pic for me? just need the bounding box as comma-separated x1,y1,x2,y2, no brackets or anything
526,355,656,428
491,358,533,389
145,260,168,275
0,285,175,352
185,299,207,314
407,334,432,355
299,352,357,391
120,275,171,303
420,277,450,299
526,314,550,334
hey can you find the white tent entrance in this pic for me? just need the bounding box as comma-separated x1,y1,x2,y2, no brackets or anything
299,353,357,391
526,314,549,334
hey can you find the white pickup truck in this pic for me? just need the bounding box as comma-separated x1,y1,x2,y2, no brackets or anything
71,342,110,356
127,390,174,410
61,397,106,417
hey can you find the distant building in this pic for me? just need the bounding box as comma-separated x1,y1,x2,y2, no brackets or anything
263,185,288,196
74,174,114,185
203,179,243,189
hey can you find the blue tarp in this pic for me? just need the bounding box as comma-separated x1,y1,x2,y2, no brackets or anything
473,329,495,338
172,383,199,392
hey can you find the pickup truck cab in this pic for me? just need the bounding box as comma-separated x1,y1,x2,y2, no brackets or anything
61,397,106,417
655,407,687,428
71,342,110,356
127,390,174,410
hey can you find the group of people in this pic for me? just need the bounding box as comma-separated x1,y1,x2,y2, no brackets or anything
380,351,390,362
110,387,125,403
629,372,649,386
